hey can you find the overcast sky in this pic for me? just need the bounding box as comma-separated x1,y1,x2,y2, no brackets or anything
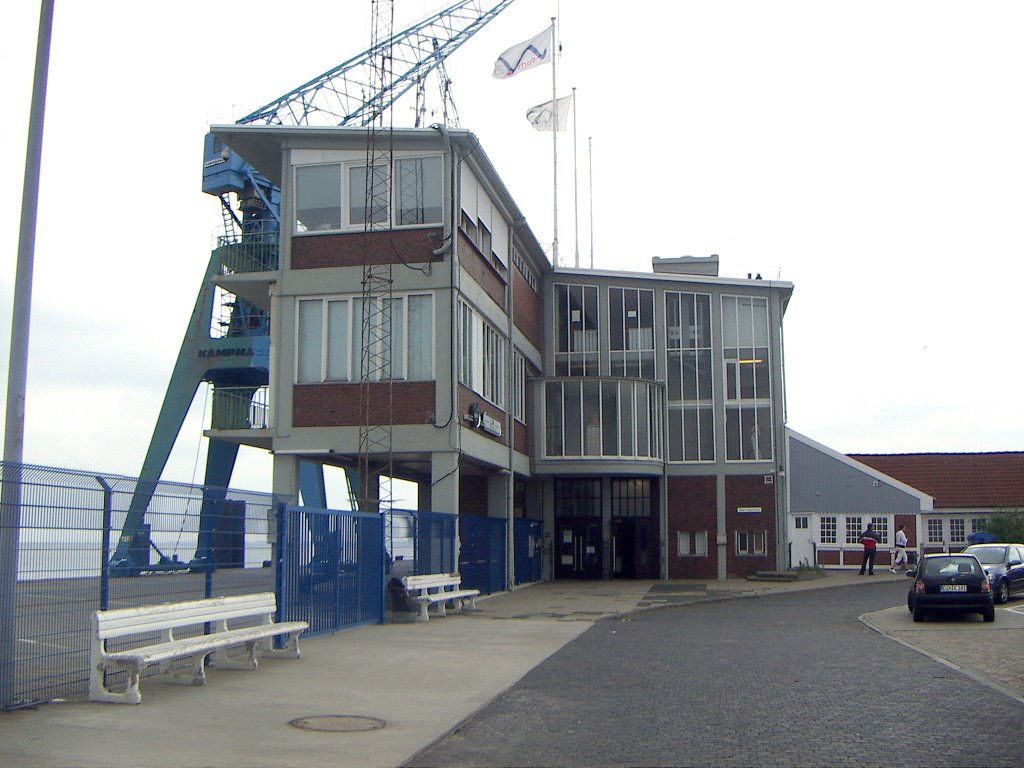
2,0,1022,492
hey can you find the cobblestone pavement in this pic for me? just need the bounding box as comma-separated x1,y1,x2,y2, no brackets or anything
410,582,1024,768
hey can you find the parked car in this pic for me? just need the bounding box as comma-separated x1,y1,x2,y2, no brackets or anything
962,543,1024,605
906,553,994,622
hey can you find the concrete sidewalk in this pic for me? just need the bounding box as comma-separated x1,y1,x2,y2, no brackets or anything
0,570,1019,768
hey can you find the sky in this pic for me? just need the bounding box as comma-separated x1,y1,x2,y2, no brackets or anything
2,0,1023,494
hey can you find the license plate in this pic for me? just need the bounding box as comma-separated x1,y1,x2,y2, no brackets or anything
940,584,967,592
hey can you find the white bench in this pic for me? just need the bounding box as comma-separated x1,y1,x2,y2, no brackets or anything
89,592,309,704
402,573,480,622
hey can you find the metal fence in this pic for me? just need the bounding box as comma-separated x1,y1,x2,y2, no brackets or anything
0,461,543,710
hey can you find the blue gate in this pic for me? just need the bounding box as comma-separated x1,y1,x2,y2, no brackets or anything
277,505,384,636
459,515,507,594
514,517,543,584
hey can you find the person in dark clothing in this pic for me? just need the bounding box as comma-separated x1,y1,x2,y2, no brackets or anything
858,523,879,575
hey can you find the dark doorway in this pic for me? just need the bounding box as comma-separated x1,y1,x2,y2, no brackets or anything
612,517,655,579
555,518,602,579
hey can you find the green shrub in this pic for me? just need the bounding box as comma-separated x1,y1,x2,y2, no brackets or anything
985,510,1024,542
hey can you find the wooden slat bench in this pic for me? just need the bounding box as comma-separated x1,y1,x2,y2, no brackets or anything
89,592,309,704
402,573,480,622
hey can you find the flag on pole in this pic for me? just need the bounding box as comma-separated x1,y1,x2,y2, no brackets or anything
493,27,552,79
526,94,572,131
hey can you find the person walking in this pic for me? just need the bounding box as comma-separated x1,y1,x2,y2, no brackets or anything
890,524,908,573
858,522,879,575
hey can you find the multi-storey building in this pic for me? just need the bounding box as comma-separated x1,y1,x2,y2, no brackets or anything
207,124,794,581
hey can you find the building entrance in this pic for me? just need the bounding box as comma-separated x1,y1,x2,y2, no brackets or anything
554,518,602,579
612,517,655,579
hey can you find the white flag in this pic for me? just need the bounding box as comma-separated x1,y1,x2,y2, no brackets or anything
526,95,572,132
493,27,551,79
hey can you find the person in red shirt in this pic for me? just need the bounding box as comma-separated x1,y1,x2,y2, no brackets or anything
858,523,879,575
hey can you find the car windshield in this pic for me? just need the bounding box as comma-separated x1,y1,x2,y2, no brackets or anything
923,557,980,577
967,547,1006,565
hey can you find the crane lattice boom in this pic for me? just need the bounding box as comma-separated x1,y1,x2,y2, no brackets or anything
238,0,516,127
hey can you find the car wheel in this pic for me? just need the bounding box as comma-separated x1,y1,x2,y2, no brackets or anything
983,605,995,622
912,602,925,622
995,580,1009,605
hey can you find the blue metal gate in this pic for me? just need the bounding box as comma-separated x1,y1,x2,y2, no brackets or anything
277,505,384,636
514,517,543,584
458,515,507,594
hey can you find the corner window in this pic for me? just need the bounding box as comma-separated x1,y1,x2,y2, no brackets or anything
294,155,442,233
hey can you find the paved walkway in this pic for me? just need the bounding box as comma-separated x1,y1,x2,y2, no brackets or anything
0,570,1019,768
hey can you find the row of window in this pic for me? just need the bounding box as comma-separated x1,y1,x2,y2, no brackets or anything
295,156,443,233
807,515,989,545
677,530,767,557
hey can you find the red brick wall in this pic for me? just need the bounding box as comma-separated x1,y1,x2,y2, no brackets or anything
512,267,542,350
666,476,718,580
724,475,777,578
459,231,507,308
293,381,435,427
292,229,445,270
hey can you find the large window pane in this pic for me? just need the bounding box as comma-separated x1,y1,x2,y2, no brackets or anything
295,164,341,232
602,380,619,455
619,383,635,457
563,380,582,456
407,295,433,380
396,156,442,225
297,300,323,383
326,300,349,380
349,164,389,225
546,382,564,456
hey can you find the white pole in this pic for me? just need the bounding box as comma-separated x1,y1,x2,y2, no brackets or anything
2,0,54,710
572,87,579,269
550,18,558,267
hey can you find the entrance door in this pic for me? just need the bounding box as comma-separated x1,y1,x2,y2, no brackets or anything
612,518,655,579
555,518,602,579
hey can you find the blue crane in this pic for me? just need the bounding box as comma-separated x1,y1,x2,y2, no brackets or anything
109,0,516,575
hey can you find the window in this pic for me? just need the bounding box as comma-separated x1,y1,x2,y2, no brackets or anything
554,284,599,376
794,516,809,530
609,287,656,380
459,302,506,408
846,517,862,545
295,164,342,231
971,518,988,534
722,295,772,461
821,517,837,544
949,518,966,543
296,294,432,383
678,530,708,557
927,518,943,543
512,353,526,423
735,530,767,555
294,156,442,233
611,479,652,518
544,379,662,460
666,292,714,463
871,517,889,546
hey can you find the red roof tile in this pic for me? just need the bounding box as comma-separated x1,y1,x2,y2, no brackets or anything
848,452,1024,510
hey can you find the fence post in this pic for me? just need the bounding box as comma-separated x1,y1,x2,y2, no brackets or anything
96,476,112,611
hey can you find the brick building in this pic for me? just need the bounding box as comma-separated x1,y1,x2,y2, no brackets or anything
207,124,794,581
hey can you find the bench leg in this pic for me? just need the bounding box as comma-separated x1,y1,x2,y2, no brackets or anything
415,600,431,622
463,595,478,611
435,600,447,618
89,664,143,705
211,643,259,670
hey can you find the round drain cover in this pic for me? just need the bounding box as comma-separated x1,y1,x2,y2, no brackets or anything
289,715,387,733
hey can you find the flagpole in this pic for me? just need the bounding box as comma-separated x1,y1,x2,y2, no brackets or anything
550,17,558,267
572,87,579,269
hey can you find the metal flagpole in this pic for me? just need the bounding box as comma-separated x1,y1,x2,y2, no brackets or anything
572,87,578,268
2,0,54,710
550,17,558,267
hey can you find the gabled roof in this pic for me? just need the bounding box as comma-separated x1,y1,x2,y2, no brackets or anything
848,452,1024,509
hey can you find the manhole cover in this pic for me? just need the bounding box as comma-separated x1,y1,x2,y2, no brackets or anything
289,715,387,733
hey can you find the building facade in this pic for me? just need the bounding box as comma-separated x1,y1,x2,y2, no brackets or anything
207,124,794,581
